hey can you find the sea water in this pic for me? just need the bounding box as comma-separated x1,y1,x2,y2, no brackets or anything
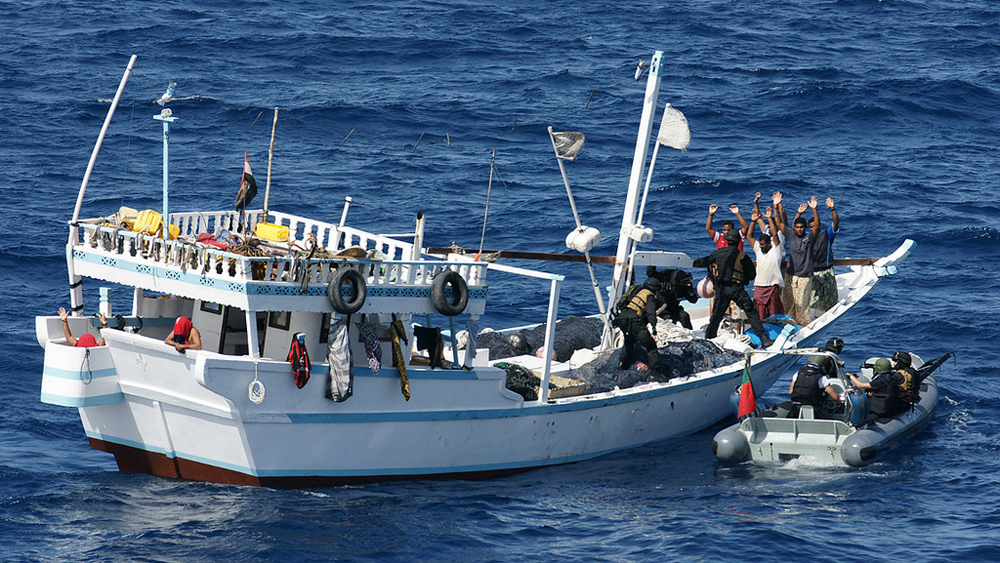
1,1,999,561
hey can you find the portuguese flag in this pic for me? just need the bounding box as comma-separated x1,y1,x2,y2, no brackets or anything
737,358,757,419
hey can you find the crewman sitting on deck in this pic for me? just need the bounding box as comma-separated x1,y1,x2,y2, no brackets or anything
165,316,202,353
58,307,106,347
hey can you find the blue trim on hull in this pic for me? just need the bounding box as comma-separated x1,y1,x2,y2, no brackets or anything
41,392,123,407
43,365,118,380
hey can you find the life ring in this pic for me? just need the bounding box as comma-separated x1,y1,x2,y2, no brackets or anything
431,270,469,316
327,267,367,314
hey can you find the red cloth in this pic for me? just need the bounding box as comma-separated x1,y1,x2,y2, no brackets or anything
712,231,745,250
174,316,193,341
75,333,99,348
753,284,784,321
737,362,756,419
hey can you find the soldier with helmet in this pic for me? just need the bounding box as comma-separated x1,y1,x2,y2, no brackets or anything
694,229,774,348
892,351,920,408
645,265,698,329
789,355,841,416
850,358,903,420
617,277,664,377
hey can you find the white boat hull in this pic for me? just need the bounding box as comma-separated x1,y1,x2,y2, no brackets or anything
75,332,798,486
41,239,912,486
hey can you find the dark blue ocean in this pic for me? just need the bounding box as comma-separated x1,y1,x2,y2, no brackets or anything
2,1,1000,561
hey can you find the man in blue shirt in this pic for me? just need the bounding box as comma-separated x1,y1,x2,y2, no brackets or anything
809,197,840,313
774,192,821,326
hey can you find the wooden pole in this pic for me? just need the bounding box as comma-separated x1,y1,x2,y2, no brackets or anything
263,107,278,221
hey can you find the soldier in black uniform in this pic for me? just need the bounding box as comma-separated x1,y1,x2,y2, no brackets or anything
617,277,663,375
695,230,774,348
646,266,698,329
891,351,920,409
789,355,841,411
850,358,902,420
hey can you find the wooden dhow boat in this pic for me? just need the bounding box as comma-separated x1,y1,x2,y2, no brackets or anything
37,53,913,486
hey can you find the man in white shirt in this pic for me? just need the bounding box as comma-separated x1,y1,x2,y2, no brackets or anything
746,206,785,321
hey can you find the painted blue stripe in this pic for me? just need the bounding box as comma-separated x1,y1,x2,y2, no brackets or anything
41,391,123,407
305,364,479,379
83,390,731,479
73,248,489,299
88,431,259,475
354,366,481,380
287,370,740,424
86,431,176,459
43,365,118,380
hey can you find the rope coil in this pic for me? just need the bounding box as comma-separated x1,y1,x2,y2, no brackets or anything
248,361,265,404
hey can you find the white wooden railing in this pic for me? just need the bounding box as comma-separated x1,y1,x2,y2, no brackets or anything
73,209,487,289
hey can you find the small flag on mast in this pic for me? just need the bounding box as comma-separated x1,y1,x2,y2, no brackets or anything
235,153,258,212
737,357,757,419
550,131,586,161
656,104,690,150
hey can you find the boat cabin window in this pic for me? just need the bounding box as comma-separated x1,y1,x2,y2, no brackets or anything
268,311,291,331
217,307,268,356
193,305,331,360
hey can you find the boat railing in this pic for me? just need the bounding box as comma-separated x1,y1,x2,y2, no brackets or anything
73,219,487,289
165,209,418,263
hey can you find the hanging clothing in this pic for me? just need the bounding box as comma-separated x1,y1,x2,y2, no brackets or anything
355,320,382,375
413,325,445,369
390,316,410,400
463,317,479,368
325,316,354,402
286,332,311,389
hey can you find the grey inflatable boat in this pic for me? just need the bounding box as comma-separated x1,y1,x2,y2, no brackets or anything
713,350,952,467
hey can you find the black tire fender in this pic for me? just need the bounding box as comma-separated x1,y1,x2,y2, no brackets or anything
431,270,469,316
327,267,367,314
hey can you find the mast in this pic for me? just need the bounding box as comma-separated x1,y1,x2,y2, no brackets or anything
607,51,663,316
153,108,177,238
67,54,137,316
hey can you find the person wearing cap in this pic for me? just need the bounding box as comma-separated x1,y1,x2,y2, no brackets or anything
773,192,821,326
851,358,903,420
58,307,107,347
617,277,664,377
705,204,747,250
822,337,845,376
891,351,920,408
645,266,698,329
694,229,774,348
165,316,202,353
789,355,841,416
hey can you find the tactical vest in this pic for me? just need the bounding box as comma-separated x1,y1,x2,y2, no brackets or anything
896,367,919,405
626,288,654,315
711,247,748,285
790,365,825,407
868,373,901,417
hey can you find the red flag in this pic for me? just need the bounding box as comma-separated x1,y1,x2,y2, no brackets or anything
737,358,756,419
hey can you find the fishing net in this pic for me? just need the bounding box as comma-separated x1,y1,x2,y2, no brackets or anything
572,339,744,393
477,316,604,363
